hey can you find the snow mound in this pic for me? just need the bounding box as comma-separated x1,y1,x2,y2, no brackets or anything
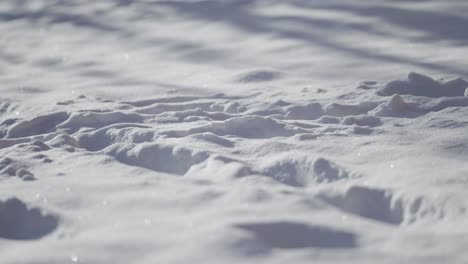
260,154,355,187
165,115,308,139
320,186,467,226
58,111,144,132
7,112,69,138
379,72,468,98
0,157,36,181
106,143,209,175
0,198,58,240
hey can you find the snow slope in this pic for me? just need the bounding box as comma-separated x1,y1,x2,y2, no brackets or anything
1,1,468,263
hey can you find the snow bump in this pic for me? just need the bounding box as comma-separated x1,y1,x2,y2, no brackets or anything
0,198,59,240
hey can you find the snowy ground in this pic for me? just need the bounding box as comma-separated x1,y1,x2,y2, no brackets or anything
1,1,468,263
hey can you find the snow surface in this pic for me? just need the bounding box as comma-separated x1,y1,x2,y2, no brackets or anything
1,0,468,263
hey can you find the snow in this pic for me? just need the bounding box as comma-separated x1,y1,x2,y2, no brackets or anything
1,0,468,263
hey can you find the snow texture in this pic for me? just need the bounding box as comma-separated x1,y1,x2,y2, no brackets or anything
1,0,468,263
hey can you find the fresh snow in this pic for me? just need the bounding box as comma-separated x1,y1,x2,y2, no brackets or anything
1,0,468,263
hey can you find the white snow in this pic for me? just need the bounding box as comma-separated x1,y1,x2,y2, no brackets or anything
1,0,468,263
